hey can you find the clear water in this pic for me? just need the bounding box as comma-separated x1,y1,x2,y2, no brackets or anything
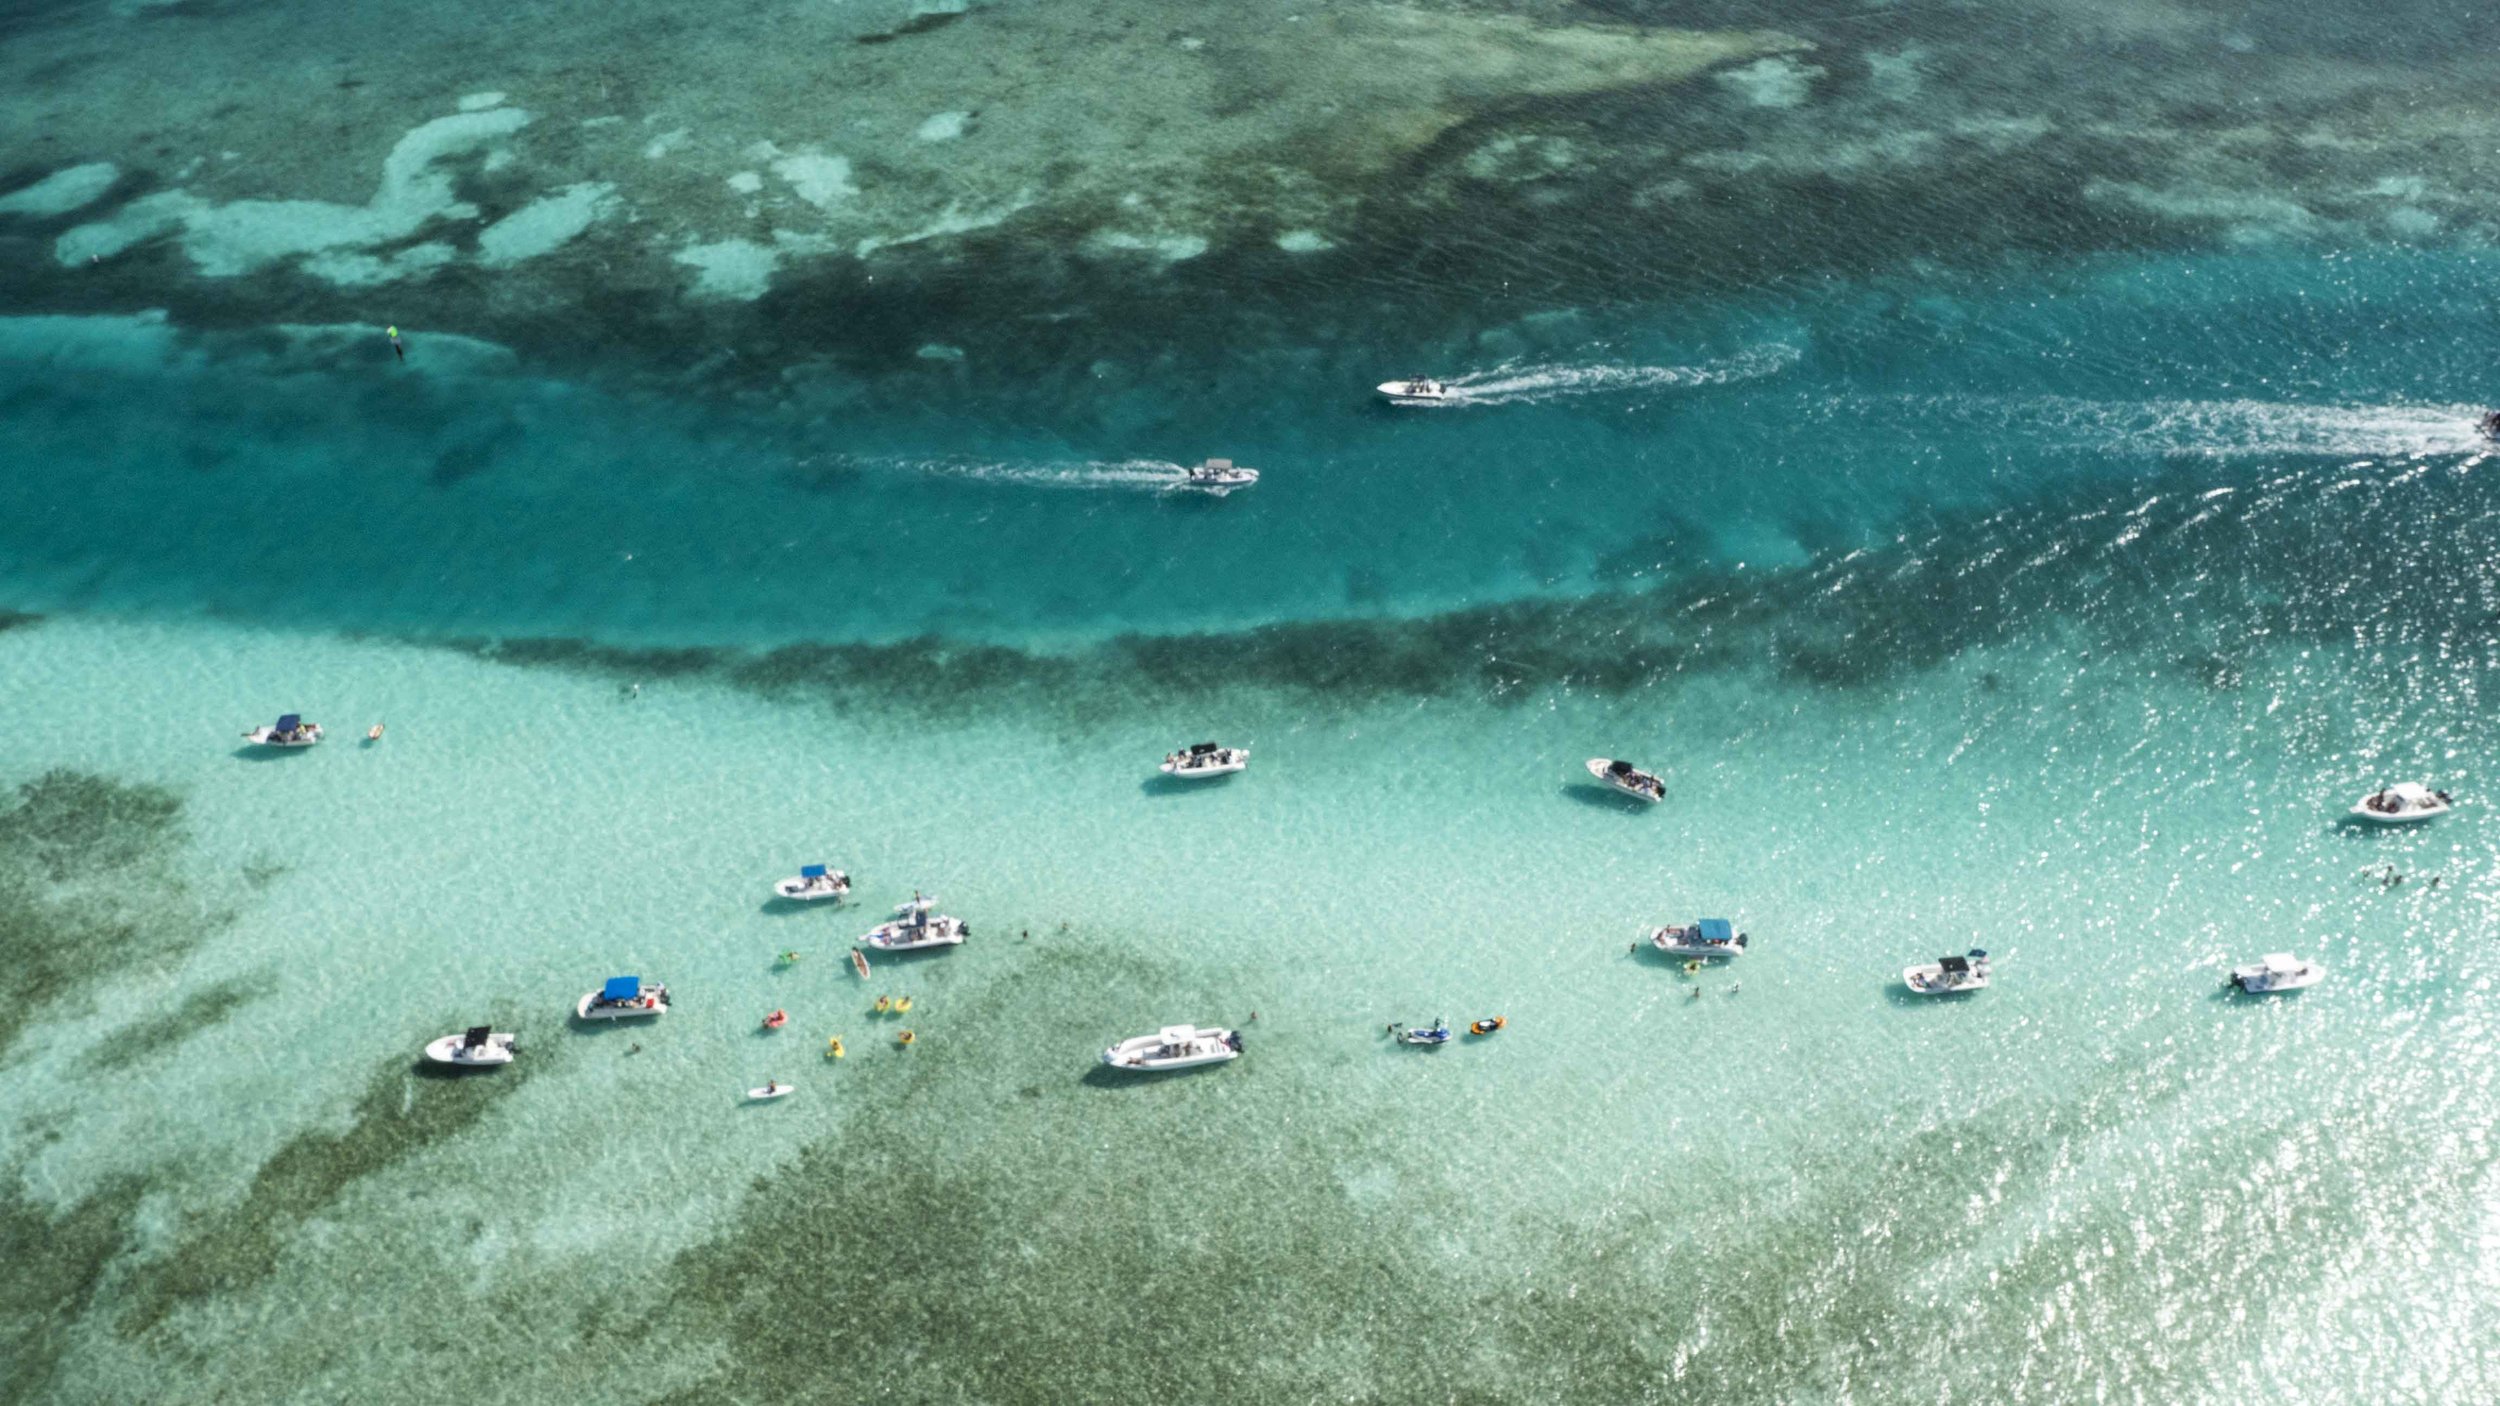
4,1,2500,1402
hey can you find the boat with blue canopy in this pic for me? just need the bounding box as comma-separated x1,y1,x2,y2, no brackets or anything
775,863,852,902
1651,917,1747,958
243,713,323,748
576,975,669,1020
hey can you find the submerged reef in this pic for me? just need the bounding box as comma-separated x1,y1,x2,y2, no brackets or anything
6,1,2500,387
431,447,2500,723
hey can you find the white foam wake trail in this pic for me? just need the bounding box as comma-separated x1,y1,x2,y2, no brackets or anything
2012,397,2488,460
821,456,1195,493
1427,344,1800,406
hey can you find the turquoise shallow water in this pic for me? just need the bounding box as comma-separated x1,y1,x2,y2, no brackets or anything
8,0,2500,1400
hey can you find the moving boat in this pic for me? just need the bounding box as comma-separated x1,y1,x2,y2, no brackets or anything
1651,918,1747,959
1378,377,1451,404
774,864,852,902
2227,952,2325,994
1161,741,1249,778
576,975,669,1020
2480,410,2500,441
243,713,323,748
857,893,968,952
1586,757,1664,803
1393,1018,1453,1046
2351,782,2452,825
1099,1024,1244,1071
423,1026,516,1067
1180,458,1259,494
1903,950,1990,995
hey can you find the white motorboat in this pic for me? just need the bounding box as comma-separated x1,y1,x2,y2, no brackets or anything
2351,782,2452,825
242,713,323,748
1651,918,1747,959
1586,757,1664,803
1393,1018,1454,1046
1099,1024,1243,1071
1377,377,1451,404
774,864,851,902
857,893,967,952
576,975,669,1020
423,1026,516,1067
1161,741,1248,778
2227,952,2324,994
1903,949,1990,995
1180,458,1259,494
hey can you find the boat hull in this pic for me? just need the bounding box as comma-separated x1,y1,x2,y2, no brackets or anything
422,1034,515,1066
1902,966,1988,995
1376,381,1450,403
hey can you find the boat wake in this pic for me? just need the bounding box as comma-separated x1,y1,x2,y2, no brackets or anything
807,455,1207,493
1414,344,1799,407
1948,397,2491,460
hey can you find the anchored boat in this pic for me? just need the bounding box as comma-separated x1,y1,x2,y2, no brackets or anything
2227,953,2324,994
1903,950,1990,995
576,975,669,1020
2351,782,2451,825
774,864,852,902
1099,1024,1243,1072
1651,918,1747,959
858,893,967,952
243,713,323,748
423,1026,516,1067
1586,757,1664,803
1161,741,1249,778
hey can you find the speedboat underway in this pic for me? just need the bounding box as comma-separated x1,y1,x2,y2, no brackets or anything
2228,952,2325,994
1904,950,1990,995
1586,757,1664,803
1161,741,1249,778
1180,458,1259,494
774,864,852,902
423,1026,516,1067
2480,409,2500,441
1100,1024,1243,1071
2352,782,2452,824
576,975,669,1020
1651,918,1747,959
858,893,968,952
1393,1018,1454,1046
243,713,323,748
1378,377,1451,404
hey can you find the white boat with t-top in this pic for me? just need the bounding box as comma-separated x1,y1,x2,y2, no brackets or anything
1378,377,1451,404
774,864,851,902
423,1026,516,1067
1586,757,1663,803
1162,741,1248,778
576,975,669,1020
858,893,967,952
243,713,323,748
1651,918,1747,959
2351,782,2451,825
1100,1024,1243,1072
2227,953,2324,994
1180,458,1259,494
1903,950,1990,995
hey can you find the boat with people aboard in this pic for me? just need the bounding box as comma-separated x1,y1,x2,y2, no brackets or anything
1161,741,1249,778
1377,377,1451,404
1393,1018,1454,1046
1179,458,1259,494
1903,950,1990,995
1651,918,1747,959
774,864,852,902
242,713,322,748
2227,953,2325,994
423,1026,516,1067
2351,782,2452,824
1100,1024,1244,1072
576,975,669,1020
1586,757,1664,803
857,892,967,952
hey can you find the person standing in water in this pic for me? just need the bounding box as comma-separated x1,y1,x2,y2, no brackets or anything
387,325,405,362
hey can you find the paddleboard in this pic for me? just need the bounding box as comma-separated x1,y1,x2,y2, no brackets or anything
747,1084,796,1101
850,949,872,980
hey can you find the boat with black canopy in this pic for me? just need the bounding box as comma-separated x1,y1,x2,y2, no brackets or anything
1903,950,1990,995
1161,741,1249,778
243,713,323,748
424,1025,517,1066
